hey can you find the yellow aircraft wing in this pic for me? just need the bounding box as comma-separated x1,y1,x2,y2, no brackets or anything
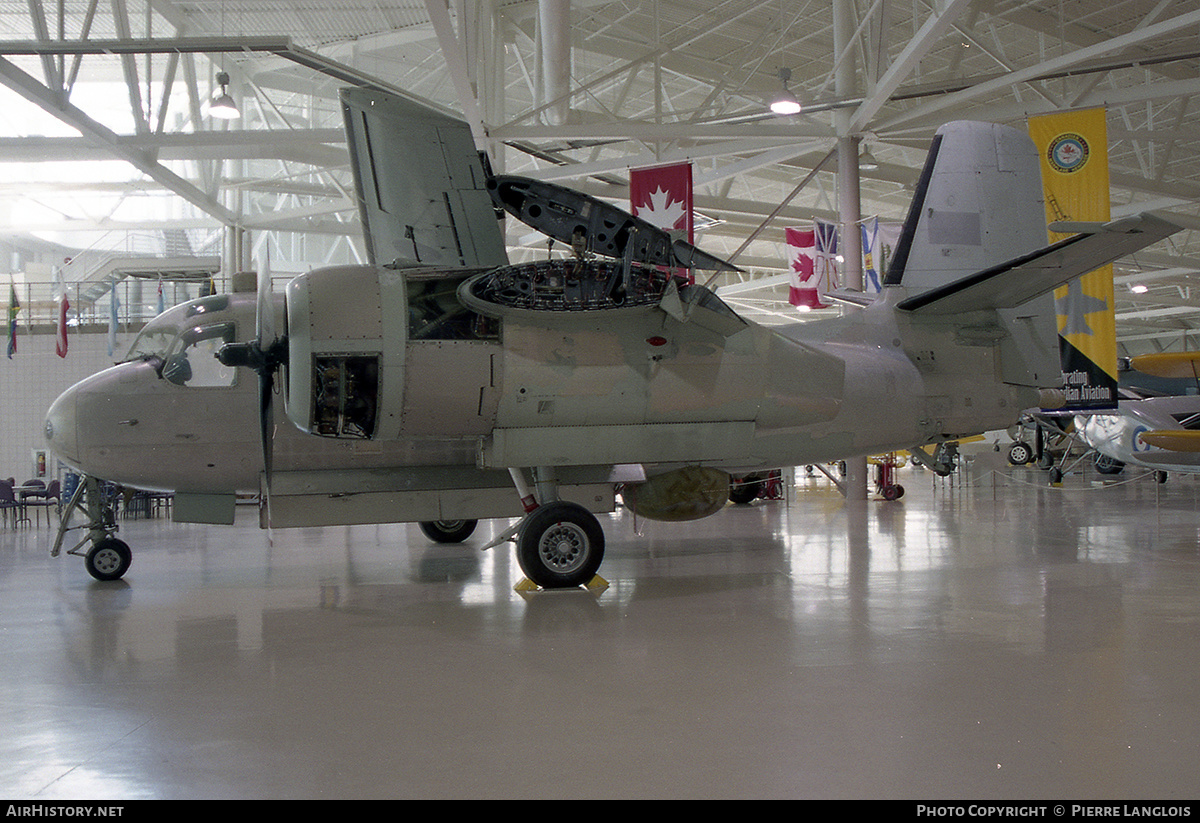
1130,352,1200,380
1138,430,1200,452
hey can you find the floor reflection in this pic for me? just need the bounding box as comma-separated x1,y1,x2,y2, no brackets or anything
2,465,1199,798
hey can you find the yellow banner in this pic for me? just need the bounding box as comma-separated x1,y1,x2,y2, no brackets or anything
1028,108,1117,407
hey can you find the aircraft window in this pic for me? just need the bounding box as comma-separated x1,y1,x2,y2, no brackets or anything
125,323,179,362
162,322,237,387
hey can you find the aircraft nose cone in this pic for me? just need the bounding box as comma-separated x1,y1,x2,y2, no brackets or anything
44,385,79,465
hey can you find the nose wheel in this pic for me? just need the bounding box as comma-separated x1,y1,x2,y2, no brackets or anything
51,474,130,581
85,537,132,581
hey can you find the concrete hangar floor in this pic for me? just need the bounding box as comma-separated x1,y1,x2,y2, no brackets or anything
2,454,1199,800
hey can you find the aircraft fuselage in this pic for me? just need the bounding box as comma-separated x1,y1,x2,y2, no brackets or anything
45,265,1039,519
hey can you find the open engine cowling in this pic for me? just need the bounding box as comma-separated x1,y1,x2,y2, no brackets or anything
284,265,402,440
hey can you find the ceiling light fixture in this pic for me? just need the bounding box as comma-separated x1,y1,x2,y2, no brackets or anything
209,71,240,120
770,68,802,115
859,146,880,171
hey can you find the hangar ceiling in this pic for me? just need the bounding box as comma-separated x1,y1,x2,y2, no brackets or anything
1,0,1199,357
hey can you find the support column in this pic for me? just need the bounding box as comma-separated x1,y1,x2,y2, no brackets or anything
835,0,868,502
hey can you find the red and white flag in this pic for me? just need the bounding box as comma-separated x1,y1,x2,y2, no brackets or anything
631,162,694,282
786,221,839,310
630,162,693,240
54,267,69,358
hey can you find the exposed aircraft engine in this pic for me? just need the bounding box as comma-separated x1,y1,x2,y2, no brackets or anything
621,466,731,522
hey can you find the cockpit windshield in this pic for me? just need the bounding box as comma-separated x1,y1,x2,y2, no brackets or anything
122,294,232,363
124,321,179,362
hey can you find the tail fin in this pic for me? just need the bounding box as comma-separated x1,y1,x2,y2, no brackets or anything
886,120,1178,310
885,121,1049,295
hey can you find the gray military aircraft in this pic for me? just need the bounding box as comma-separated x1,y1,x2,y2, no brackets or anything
43,87,1180,586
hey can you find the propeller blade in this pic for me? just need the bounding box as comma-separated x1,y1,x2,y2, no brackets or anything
254,260,279,525
257,251,276,351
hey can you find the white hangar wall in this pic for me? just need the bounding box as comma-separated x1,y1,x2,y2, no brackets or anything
0,331,120,485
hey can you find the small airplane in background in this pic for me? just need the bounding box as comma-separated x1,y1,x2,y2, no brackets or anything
1067,352,1200,481
42,86,1180,587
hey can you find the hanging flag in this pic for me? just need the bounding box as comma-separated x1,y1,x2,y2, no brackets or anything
860,217,902,294
630,162,694,283
54,267,69,358
786,220,839,309
1028,108,1116,411
107,284,120,358
156,276,165,315
6,278,18,359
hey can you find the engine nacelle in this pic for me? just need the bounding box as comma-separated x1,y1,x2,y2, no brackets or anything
282,263,500,442
284,265,401,440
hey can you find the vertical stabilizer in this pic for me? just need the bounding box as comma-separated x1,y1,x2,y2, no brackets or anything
889,121,1060,388
886,121,1049,292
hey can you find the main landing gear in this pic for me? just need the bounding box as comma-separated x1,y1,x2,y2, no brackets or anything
505,467,606,590
51,474,132,581
515,500,605,589
418,519,479,543
416,468,607,591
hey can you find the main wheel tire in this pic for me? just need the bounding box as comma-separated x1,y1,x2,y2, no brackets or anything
1094,454,1125,475
1008,441,1034,465
516,501,605,589
85,537,131,581
729,477,762,505
418,519,478,543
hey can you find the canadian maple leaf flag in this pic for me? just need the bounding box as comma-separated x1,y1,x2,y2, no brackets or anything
786,220,839,310
630,162,694,283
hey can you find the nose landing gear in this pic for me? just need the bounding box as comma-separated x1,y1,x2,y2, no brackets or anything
51,474,131,581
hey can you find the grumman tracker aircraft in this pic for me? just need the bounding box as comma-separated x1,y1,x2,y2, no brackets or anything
44,87,1180,587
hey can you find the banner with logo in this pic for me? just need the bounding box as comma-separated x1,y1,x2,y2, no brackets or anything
786,220,839,309
1028,108,1117,410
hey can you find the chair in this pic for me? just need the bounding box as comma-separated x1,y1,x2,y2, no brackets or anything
23,479,60,526
0,480,24,527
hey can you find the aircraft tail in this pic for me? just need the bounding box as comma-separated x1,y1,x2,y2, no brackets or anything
883,121,1179,389
885,121,1050,296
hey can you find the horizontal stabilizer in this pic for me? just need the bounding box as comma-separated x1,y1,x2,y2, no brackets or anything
896,212,1180,315
1139,430,1200,453
822,288,874,308
1047,216,1151,235
1130,351,1200,380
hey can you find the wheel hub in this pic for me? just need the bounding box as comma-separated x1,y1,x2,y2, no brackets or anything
539,522,587,572
93,548,123,575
